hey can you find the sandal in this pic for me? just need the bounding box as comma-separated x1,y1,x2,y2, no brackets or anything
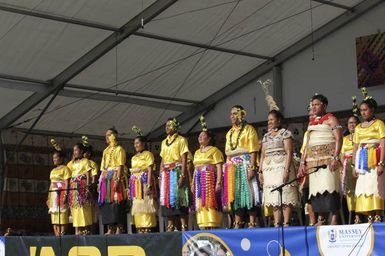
374,215,382,222
367,215,373,223
354,215,362,224
181,224,188,232
283,222,290,227
233,221,244,229
247,222,259,228
166,224,178,232
316,216,326,226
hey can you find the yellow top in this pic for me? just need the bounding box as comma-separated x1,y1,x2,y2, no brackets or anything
300,131,309,155
100,145,126,170
50,165,71,182
225,123,259,156
341,135,354,154
89,160,99,177
67,158,91,177
353,119,385,143
193,146,224,166
160,133,189,164
131,150,155,170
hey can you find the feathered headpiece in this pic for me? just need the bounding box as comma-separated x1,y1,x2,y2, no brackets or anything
82,136,89,147
132,125,144,136
231,106,247,122
169,118,181,131
361,87,373,101
257,79,279,111
199,115,208,132
352,96,359,117
50,139,62,152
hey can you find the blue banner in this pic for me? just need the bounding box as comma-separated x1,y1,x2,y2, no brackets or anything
182,223,385,256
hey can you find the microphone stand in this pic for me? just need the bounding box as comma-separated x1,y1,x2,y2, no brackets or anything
270,165,325,256
48,187,77,256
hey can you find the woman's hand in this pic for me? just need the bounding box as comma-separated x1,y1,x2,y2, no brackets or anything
178,176,185,188
283,171,289,183
329,159,339,172
258,172,264,187
377,165,384,176
247,169,255,181
298,163,306,178
352,167,358,178
215,183,222,193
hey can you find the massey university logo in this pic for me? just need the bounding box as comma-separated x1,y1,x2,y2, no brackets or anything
317,224,374,255
327,229,337,243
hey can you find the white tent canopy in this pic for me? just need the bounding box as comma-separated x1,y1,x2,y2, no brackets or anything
0,0,379,139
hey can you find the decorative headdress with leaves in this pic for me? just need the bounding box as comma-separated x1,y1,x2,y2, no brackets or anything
50,139,62,152
132,125,144,137
199,115,208,132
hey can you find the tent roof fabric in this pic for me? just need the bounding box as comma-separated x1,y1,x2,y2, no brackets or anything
0,0,373,138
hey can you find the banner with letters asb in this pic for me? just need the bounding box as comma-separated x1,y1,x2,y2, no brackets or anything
2,223,385,255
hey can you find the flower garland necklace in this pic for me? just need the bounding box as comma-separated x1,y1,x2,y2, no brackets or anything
166,133,178,146
229,122,245,150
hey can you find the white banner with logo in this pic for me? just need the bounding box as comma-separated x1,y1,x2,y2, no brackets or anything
316,223,374,255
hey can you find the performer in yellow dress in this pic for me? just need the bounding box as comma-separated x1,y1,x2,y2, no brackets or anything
67,143,93,235
192,116,224,229
159,118,190,232
298,94,342,225
352,88,385,223
82,136,99,231
259,110,298,227
47,139,71,236
129,126,157,233
98,128,128,235
223,105,261,229
340,97,359,223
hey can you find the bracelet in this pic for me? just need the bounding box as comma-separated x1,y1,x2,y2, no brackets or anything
331,155,339,161
300,161,306,165
379,161,385,167
248,165,256,171
179,174,186,179
146,184,152,190
350,163,355,168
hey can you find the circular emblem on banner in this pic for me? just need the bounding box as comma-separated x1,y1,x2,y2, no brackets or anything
182,233,233,256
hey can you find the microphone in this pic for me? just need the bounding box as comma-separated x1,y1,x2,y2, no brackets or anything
311,164,327,170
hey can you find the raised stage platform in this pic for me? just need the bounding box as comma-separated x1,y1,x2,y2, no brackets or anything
2,223,385,255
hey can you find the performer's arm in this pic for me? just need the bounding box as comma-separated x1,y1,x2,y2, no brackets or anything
283,137,294,182
179,152,188,187
216,163,223,193
329,116,343,172
377,138,385,176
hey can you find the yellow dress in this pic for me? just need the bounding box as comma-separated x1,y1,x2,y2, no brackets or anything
353,119,385,212
193,147,224,229
67,158,93,227
130,151,157,228
48,166,71,225
160,133,189,164
99,144,128,224
341,134,356,212
159,133,190,213
225,123,259,157
223,123,261,211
